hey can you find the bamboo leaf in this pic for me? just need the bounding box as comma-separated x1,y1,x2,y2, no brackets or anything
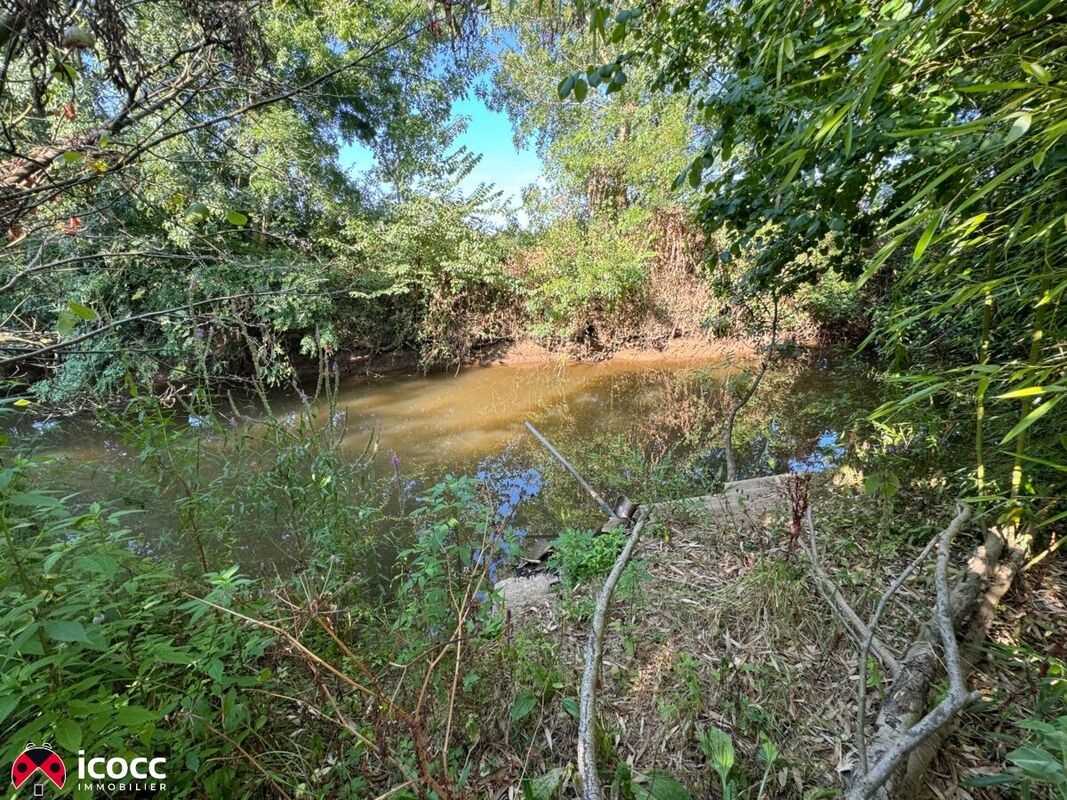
913,214,939,262
1005,112,1032,145
999,396,1061,444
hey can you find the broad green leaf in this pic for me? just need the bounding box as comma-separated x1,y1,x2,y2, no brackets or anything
225,210,248,226
116,705,159,727
561,696,579,719
521,767,566,800
67,301,97,321
698,726,735,778
184,201,210,224
60,150,83,165
55,718,83,750
44,620,91,644
1008,744,1064,783
634,771,693,800
557,75,575,100
510,692,537,723
1021,60,1051,84
573,78,588,102
1005,112,1032,145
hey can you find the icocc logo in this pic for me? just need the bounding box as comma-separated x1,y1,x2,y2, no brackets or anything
11,742,167,794
77,749,168,785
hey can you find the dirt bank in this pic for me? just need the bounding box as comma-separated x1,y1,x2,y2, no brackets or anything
335,335,759,376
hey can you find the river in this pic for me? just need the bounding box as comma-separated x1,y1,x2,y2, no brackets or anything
8,352,876,574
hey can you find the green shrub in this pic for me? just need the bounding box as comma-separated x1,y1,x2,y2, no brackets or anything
795,268,861,328
0,450,276,798
549,527,627,587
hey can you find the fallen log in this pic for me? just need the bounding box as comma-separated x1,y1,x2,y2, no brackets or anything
811,507,1023,800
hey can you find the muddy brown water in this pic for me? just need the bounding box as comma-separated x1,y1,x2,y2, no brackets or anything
9,354,875,574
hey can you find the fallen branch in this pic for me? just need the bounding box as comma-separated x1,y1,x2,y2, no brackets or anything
578,508,650,800
893,529,1022,797
804,508,901,676
526,421,617,518
845,508,981,800
854,503,972,771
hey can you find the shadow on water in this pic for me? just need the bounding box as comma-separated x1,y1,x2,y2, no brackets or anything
8,352,877,576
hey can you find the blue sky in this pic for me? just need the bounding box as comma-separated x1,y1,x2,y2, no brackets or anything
338,95,545,217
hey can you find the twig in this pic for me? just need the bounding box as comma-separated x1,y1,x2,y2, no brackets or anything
725,293,778,482
194,716,293,800
578,508,649,800
803,508,901,676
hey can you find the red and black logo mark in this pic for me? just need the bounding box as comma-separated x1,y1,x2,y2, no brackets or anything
11,743,65,790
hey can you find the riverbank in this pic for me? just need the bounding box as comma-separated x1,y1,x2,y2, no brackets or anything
331,335,762,377
496,473,1062,798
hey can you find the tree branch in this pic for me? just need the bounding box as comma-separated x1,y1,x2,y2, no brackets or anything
578,508,649,800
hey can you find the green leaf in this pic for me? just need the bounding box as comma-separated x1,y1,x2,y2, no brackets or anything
999,395,1061,444
9,491,62,508
13,398,31,407
1021,60,1051,84
510,692,537,723
67,301,97,321
0,695,18,726
60,150,84,165
858,232,907,286
557,75,575,101
225,210,248,226
44,620,91,644
573,78,588,103
152,644,194,664
521,767,566,800
815,105,849,143
633,772,693,800
698,726,736,779
1005,112,1032,145
55,719,83,750
561,696,579,719
184,202,210,224
913,214,939,262
1008,744,1064,783
116,705,159,727
995,385,1062,399
777,148,806,189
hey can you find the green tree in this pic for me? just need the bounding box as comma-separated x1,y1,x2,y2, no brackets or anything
561,0,1065,527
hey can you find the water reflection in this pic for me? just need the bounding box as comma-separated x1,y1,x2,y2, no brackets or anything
8,353,875,574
